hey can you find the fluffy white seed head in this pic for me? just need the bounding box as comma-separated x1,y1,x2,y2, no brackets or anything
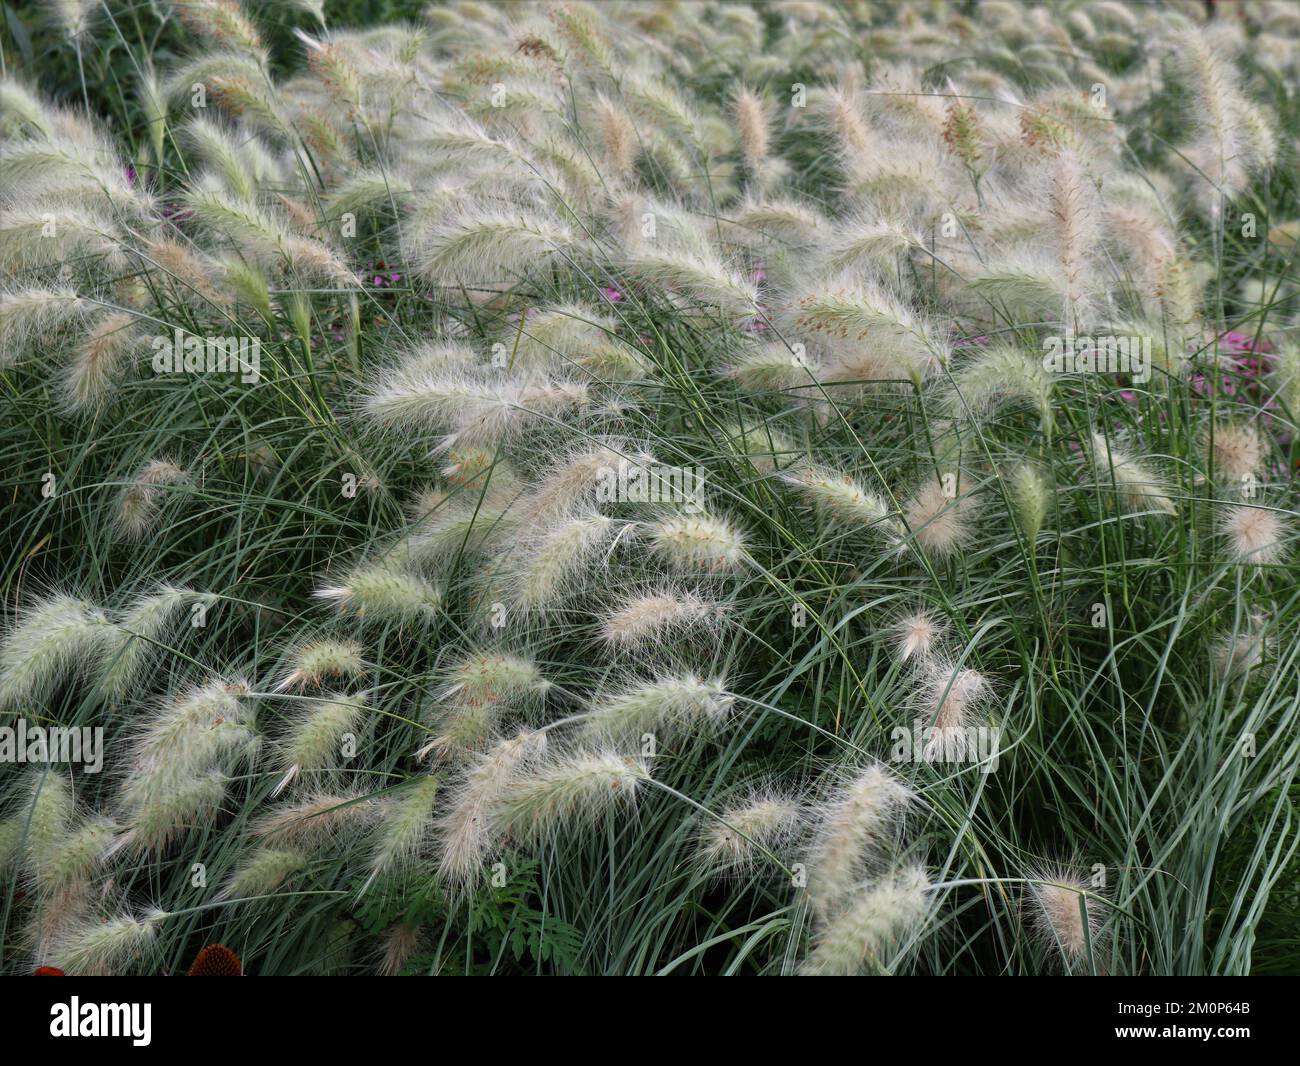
805,765,914,918
801,866,931,975
599,587,724,650
1088,434,1176,515
115,459,186,540
582,672,732,743
217,846,308,902
1028,866,1104,963
276,639,366,691
315,562,442,625
272,691,369,795
695,790,802,875
1219,505,1289,565
491,749,649,845
53,908,168,976
435,729,547,885
903,475,977,558
894,611,944,663
367,774,440,888
0,594,112,711
650,513,747,572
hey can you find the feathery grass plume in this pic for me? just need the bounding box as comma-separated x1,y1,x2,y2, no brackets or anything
695,791,802,875
182,116,272,202
252,789,377,848
366,774,440,889
1219,505,1289,565
504,305,617,371
498,510,622,613
122,772,231,853
53,908,168,976
582,672,731,743
97,585,199,701
276,639,365,691
805,765,914,918
377,922,421,977
49,1,97,41
63,311,139,414
1027,867,1104,964
0,203,123,271
440,446,500,488
436,729,547,885
819,85,875,172
599,587,724,650
3,770,74,873
117,680,257,849
794,277,949,385
732,85,770,175
1175,28,1276,208
175,0,264,56
491,749,649,845
1088,433,1176,515
414,206,577,284
1207,423,1263,486
442,651,550,708
361,365,589,451
946,343,1053,434
801,866,931,976
0,77,55,137
33,815,116,892
315,561,442,625
1006,461,1051,543
725,341,815,391
819,215,919,274
272,691,368,796
26,884,89,967
115,459,186,540
521,444,651,522
593,93,638,178
782,464,901,542
1213,612,1272,680
0,594,112,711
894,611,944,664
1045,150,1103,325
650,513,748,572
217,846,308,901
624,244,760,320
1269,340,1300,416
0,288,91,368
722,420,800,474
942,99,984,173
405,486,520,564
916,660,989,759
903,475,978,559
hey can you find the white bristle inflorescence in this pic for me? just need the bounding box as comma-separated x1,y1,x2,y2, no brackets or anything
0,594,112,711
582,671,732,743
599,587,725,650
800,866,931,975
695,790,803,874
490,749,649,845
805,765,914,918
435,729,547,885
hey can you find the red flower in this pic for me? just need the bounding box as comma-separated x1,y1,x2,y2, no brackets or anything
188,943,243,976
34,966,65,976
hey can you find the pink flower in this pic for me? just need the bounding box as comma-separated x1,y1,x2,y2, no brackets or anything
602,286,622,303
